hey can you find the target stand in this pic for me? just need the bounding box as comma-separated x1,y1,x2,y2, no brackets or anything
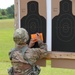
14,0,75,69
52,0,75,52
14,0,47,66
21,1,46,48
52,0,75,69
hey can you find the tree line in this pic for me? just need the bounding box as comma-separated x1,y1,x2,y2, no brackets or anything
0,5,14,19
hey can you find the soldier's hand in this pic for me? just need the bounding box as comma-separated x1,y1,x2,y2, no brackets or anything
36,33,42,41
29,39,36,47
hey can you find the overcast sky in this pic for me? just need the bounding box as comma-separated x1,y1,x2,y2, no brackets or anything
0,0,14,9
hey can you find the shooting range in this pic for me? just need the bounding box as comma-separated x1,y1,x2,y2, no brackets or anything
14,0,75,69
14,0,47,66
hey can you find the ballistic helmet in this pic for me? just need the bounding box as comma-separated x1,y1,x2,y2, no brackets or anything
13,28,29,45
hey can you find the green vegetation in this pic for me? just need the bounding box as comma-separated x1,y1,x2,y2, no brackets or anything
0,19,14,62
0,19,75,75
0,5,14,19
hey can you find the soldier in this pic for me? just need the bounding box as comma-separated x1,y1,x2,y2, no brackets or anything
8,28,47,75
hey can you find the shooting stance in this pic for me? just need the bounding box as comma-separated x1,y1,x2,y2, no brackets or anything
8,28,47,75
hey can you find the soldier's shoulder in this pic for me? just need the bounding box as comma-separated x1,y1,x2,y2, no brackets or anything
10,48,16,52
9,48,15,55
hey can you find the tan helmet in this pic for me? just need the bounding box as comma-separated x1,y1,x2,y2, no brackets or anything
13,28,29,45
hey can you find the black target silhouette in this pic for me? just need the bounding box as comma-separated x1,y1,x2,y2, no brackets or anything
52,0,75,52
21,1,46,47
56,14,75,42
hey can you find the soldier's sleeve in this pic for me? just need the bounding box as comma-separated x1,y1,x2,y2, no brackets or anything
38,39,47,58
25,40,47,64
32,39,48,59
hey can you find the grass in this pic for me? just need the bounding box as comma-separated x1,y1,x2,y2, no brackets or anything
0,19,15,62
0,19,75,75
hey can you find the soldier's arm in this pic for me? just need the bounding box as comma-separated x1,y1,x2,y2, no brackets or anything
29,33,48,59
25,38,47,64
36,33,47,58
34,39,47,59
25,43,47,64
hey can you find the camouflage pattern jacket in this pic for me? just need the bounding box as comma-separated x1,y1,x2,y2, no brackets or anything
8,40,47,75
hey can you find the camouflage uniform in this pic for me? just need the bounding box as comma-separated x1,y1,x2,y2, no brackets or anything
8,28,47,75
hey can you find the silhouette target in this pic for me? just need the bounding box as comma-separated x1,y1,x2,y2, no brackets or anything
21,1,46,47
52,0,75,52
